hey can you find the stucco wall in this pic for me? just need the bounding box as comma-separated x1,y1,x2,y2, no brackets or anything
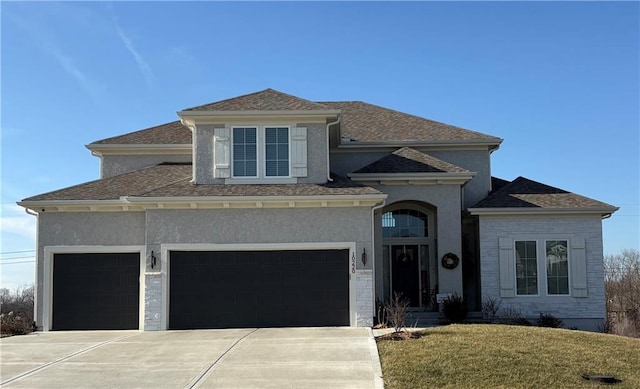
329,148,492,208
373,184,464,300
193,122,328,184
35,212,146,328
479,214,606,329
144,206,374,329
101,154,192,178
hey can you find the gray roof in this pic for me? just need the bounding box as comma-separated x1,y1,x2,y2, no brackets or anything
471,177,617,210
21,164,381,202
91,121,191,145
91,89,501,145
182,88,331,111
354,147,469,174
322,101,501,144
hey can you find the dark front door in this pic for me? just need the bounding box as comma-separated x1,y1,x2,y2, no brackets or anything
169,249,349,329
391,245,420,306
52,253,140,330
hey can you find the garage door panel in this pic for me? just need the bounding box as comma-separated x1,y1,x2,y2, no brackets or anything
169,249,349,329
52,253,139,330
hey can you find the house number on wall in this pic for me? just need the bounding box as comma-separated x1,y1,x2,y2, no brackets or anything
351,252,356,273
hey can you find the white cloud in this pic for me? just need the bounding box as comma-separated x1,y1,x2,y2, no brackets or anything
1,204,36,241
113,20,155,87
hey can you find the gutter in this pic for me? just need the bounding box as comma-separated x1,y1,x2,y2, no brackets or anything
326,115,341,182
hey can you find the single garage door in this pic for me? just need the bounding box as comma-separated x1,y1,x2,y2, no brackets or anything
52,253,140,330
169,249,349,329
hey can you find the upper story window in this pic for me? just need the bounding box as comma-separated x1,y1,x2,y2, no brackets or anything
213,125,307,182
230,126,290,179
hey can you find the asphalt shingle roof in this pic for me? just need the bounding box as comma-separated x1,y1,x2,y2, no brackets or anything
22,164,381,202
91,121,191,145
90,89,501,145
354,147,469,174
321,101,501,143
471,177,617,210
183,88,331,111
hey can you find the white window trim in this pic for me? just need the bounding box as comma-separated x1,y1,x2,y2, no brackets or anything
544,239,571,296
42,245,146,332
160,242,357,330
512,237,572,297
229,125,294,182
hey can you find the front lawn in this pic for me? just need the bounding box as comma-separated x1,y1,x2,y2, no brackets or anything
377,324,640,388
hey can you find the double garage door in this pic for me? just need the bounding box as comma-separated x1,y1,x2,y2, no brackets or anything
52,249,349,330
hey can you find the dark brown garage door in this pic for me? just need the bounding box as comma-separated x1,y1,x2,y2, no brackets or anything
52,253,140,330
169,250,349,329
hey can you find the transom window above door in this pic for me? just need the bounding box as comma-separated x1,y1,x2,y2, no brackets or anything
382,209,429,238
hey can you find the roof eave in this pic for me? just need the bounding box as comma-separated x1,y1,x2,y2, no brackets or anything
337,139,503,150
349,172,475,186
177,109,341,123
467,206,619,218
86,144,192,156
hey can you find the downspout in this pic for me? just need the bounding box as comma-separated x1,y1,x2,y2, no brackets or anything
326,116,340,182
23,207,38,330
370,200,386,324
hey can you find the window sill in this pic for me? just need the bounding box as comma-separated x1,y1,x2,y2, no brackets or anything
225,177,297,185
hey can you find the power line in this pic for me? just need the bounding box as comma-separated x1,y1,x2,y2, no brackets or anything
0,256,36,261
0,250,35,255
0,260,35,266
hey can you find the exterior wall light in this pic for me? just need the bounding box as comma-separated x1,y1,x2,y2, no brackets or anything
151,251,157,269
361,248,367,266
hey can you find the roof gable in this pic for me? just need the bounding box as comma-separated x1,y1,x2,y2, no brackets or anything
354,147,469,174
182,88,330,112
470,176,618,212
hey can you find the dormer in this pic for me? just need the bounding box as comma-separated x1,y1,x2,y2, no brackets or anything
177,89,340,185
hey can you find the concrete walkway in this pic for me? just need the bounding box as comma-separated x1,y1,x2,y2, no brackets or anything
0,327,384,388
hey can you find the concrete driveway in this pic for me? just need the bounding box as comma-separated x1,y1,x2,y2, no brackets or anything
0,327,383,388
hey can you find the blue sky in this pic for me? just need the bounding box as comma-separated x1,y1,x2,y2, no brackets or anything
1,1,638,290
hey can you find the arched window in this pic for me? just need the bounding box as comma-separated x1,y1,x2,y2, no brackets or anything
382,209,428,238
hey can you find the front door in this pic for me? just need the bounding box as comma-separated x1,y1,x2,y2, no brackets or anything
391,245,420,306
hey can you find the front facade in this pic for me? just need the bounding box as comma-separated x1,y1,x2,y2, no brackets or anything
20,89,617,331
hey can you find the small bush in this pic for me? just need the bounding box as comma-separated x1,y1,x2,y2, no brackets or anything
442,293,468,323
0,284,34,337
384,292,410,333
481,297,502,321
499,306,531,326
0,312,34,336
537,313,564,328
374,298,388,328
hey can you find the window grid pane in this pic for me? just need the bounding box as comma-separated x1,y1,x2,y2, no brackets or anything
265,127,289,177
232,128,257,177
546,240,569,295
382,210,428,238
515,240,538,295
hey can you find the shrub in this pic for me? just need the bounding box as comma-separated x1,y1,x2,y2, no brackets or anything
499,306,531,326
374,298,388,328
442,293,468,323
481,297,502,321
537,313,564,328
384,292,410,333
0,284,34,336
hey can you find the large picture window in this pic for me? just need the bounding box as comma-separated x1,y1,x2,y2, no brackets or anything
515,240,538,295
546,240,569,295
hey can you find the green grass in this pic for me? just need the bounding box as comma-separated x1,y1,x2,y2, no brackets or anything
377,324,640,389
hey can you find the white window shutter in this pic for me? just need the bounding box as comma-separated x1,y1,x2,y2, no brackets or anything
499,237,515,297
291,127,307,177
570,237,588,297
213,127,230,178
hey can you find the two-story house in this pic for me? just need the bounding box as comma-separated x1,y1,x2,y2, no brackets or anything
19,89,617,331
